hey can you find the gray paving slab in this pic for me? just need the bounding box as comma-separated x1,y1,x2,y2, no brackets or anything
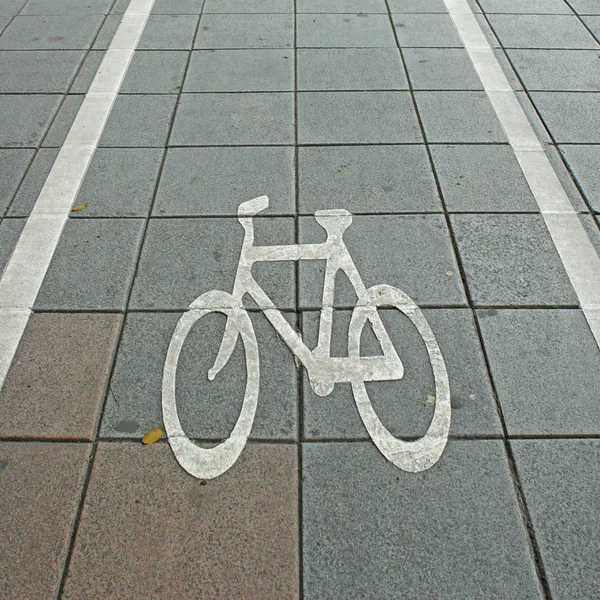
0,149,34,213
72,148,164,218
0,94,61,148
298,145,441,213
511,439,600,599
297,14,396,48
0,50,83,92
153,146,295,216
478,0,572,13
298,214,466,308
297,0,388,12
507,49,600,91
101,311,298,440
99,94,177,147
581,15,600,37
297,91,422,144
415,91,508,143
184,49,294,92
129,217,296,310
388,0,448,13
0,0,27,16
20,0,113,14
430,144,539,212
573,1,600,15
139,14,200,50
403,48,484,90
170,92,295,146
0,218,25,275
34,218,145,310
120,51,188,94
41,95,83,147
297,48,407,91
302,308,501,439
0,16,11,34
0,15,104,49
6,148,58,216
152,0,206,13
487,14,597,49
91,14,120,49
393,14,464,48
109,0,130,13
529,92,600,143
195,14,293,49
69,50,104,93
559,145,600,212
451,214,577,305
204,0,293,11
302,440,542,599
479,309,600,434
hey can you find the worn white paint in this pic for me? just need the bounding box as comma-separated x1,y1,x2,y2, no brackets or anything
0,0,155,388
162,197,451,479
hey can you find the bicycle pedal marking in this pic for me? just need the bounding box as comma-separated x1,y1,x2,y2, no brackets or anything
162,196,451,479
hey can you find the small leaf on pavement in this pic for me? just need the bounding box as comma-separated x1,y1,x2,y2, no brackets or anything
142,427,163,445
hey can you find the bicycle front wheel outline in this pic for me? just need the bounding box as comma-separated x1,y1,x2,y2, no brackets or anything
349,284,451,473
162,290,259,480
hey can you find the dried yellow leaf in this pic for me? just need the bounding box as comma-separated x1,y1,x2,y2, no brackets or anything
72,203,87,212
142,427,163,445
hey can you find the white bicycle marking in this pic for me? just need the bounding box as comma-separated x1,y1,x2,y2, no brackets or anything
162,197,451,479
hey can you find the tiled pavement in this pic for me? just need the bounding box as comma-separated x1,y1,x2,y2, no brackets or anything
1,0,600,598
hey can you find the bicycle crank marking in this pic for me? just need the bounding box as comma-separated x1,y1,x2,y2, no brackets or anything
162,196,451,479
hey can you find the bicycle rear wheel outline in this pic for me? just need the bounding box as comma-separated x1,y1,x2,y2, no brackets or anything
349,284,451,473
162,290,259,480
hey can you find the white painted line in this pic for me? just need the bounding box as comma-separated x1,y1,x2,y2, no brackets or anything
0,0,155,389
443,0,600,344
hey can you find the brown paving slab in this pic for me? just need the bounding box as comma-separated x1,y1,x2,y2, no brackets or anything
0,441,91,600
62,442,299,600
0,313,122,440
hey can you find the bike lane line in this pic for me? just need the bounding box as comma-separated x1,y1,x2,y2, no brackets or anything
0,0,155,390
444,0,600,346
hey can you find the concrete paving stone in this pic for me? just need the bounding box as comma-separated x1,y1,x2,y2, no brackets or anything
102,311,298,440
129,217,296,309
511,439,600,599
388,0,448,12
507,49,600,91
99,94,177,147
559,145,600,211
403,48,484,90
451,214,577,305
6,148,58,216
301,308,501,439
69,49,104,93
184,48,294,92
41,94,83,147
0,0,27,16
302,440,542,599
297,0,387,13
61,443,298,600
298,214,467,308
298,145,441,213
0,442,91,600
529,91,600,143
139,14,200,50
298,91,422,144
152,0,206,13
34,218,145,310
393,14,464,47
121,50,188,94
170,92,294,145
478,0,572,13
21,0,113,14
195,13,293,49
0,218,25,274
297,14,396,48
72,148,164,217
0,149,34,213
0,14,104,49
415,91,508,143
479,309,600,434
204,0,294,12
0,314,122,439
573,1,600,15
581,15,600,37
297,48,407,91
0,94,61,147
430,144,539,212
0,50,83,92
0,16,11,34
153,146,295,216
487,14,597,49
90,13,119,49
109,0,130,13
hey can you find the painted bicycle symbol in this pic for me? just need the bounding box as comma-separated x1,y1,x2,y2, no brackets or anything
162,196,451,479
